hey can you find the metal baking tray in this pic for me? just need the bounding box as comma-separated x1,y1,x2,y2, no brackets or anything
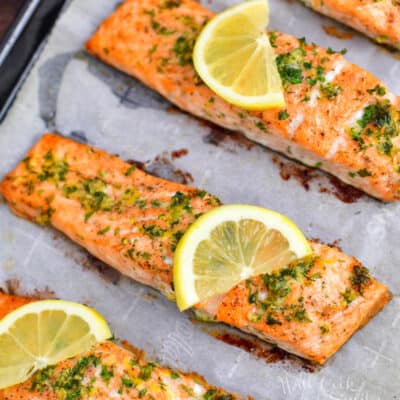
0,0,66,121
0,0,399,399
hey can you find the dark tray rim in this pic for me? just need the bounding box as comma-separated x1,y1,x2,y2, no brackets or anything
0,0,42,65
0,0,68,123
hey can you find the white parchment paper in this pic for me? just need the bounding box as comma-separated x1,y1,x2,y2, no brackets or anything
0,1,400,399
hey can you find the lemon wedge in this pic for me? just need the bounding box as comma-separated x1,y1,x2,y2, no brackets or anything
174,205,311,311
193,0,285,110
0,300,111,389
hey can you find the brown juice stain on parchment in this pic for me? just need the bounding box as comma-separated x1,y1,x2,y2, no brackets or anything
208,329,319,373
2,278,56,299
311,237,343,251
200,121,255,152
323,25,353,39
146,152,194,185
82,253,123,284
120,339,144,357
324,176,364,203
168,103,363,203
126,158,146,170
377,44,400,60
167,105,252,152
272,156,365,203
127,148,193,185
171,148,189,160
166,106,255,152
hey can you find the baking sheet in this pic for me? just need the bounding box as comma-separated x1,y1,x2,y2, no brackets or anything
0,0,400,399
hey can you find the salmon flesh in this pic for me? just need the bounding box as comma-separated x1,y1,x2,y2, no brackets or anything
85,0,400,201
301,0,400,50
0,134,391,364
0,292,240,399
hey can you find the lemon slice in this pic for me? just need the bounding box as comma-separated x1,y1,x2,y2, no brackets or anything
174,205,311,311
193,0,284,110
0,300,111,389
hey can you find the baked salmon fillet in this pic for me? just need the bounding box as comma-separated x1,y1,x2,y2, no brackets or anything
85,0,400,201
0,293,240,399
0,134,391,364
301,0,400,49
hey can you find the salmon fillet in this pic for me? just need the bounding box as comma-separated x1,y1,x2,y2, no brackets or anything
301,0,400,49
0,293,239,399
0,292,31,319
0,134,391,364
85,0,400,201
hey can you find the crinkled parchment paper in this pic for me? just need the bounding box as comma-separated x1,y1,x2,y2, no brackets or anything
0,1,399,399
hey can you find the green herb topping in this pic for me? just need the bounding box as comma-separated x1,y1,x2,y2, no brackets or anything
351,265,371,295
349,100,400,162
246,257,316,325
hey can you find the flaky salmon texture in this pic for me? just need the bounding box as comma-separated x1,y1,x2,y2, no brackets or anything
301,0,400,50
85,0,400,201
0,134,391,365
0,293,240,399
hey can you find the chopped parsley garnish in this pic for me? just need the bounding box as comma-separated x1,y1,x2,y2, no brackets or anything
246,257,315,325
139,363,155,380
248,291,258,304
276,48,305,86
348,168,373,178
194,189,207,198
125,165,136,176
356,168,372,177
268,31,278,48
320,325,330,335
203,389,235,400
320,82,342,100
266,312,282,325
341,288,357,305
63,178,113,221
141,252,151,260
358,100,393,130
30,355,101,398
134,198,147,209
100,364,114,384
38,151,69,183
144,9,175,35
142,224,166,239
97,226,111,235
173,35,196,66
151,199,161,207
171,230,184,251
121,376,134,388
349,100,399,160
255,121,267,131
30,366,56,392
276,38,334,93
367,85,386,96
170,372,180,379
204,389,217,399
170,191,192,219
159,0,182,9
351,265,371,295
278,110,289,120
326,47,347,55
36,208,55,226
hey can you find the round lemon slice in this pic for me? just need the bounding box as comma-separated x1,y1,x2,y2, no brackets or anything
193,0,285,110
174,205,311,311
0,300,111,389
